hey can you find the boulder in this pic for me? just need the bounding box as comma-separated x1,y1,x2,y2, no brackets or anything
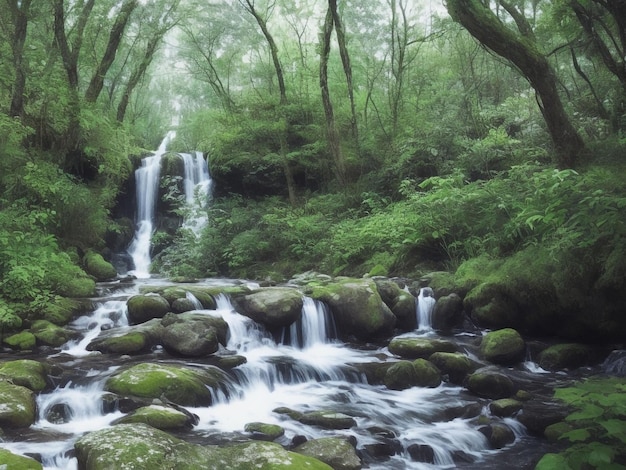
309,279,396,340
0,381,36,428
374,279,417,330
388,337,456,359
407,443,435,463
83,250,117,281
412,358,442,388
160,312,226,357
244,422,285,441
480,328,525,365
112,405,196,430
428,352,478,384
479,423,515,449
126,294,171,324
489,398,522,417
294,437,362,470
87,331,149,354
159,287,216,310
538,343,593,371
0,359,49,392
384,359,440,389
464,283,519,329
299,411,356,429
3,331,36,350
0,449,42,469
30,320,77,347
76,424,333,470
466,369,515,399
105,362,227,406
231,287,303,329
432,293,465,331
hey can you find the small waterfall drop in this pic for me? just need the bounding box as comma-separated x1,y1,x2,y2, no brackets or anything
127,131,175,278
281,297,337,349
417,287,436,331
181,151,212,235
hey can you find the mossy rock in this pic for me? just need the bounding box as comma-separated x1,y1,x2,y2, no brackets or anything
83,250,118,281
489,398,522,417
58,273,97,298
105,362,227,406
212,441,333,470
432,293,465,331
412,358,441,388
384,361,419,390
465,283,519,329
126,294,171,324
112,405,195,430
388,337,456,359
0,381,36,428
299,411,356,429
294,437,362,470
538,343,593,371
244,422,285,441
230,287,303,329
479,423,515,449
480,328,526,365
30,319,76,347
41,298,82,325
3,331,36,350
428,352,478,384
0,359,49,392
0,449,42,469
466,369,515,399
374,279,417,330
87,331,149,354
159,287,216,310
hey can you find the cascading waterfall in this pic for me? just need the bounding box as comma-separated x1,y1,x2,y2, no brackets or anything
417,286,436,330
281,297,337,348
180,151,212,235
127,131,175,278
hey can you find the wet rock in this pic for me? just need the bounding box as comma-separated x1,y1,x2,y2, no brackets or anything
83,250,117,281
0,359,49,392
407,443,435,463
489,398,522,417
244,422,285,441
160,313,223,357
374,279,417,330
432,293,465,331
516,401,570,435
412,359,442,387
464,283,519,329
45,403,73,424
215,354,247,369
480,328,525,365
436,402,483,421
3,331,36,350
126,294,171,324
0,449,42,469
0,381,36,428
88,331,149,354
231,287,303,328
112,404,196,430
30,320,77,347
159,287,216,310
384,361,419,390
75,423,333,469
171,297,198,313
428,352,479,384
308,278,396,341
388,337,457,359
294,437,362,470
299,411,356,429
602,350,626,376
538,343,593,371
479,423,515,448
105,362,227,406
466,369,515,398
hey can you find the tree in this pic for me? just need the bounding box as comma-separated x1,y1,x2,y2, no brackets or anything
447,0,586,168
5,0,32,118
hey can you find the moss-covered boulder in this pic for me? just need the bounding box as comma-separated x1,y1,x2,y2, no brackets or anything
160,312,227,357
83,250,117,281
30,319,77,347
76,424,333,470
384,359,440,390
41,297,83,325
231,287,303,329
299,411,357,429
428,352,478,384
126,294,171,324
244,422,285,441
309,278,396,340
0,449,42,469
87,331,149,354
3,331,36,350
480,328,525,365
0,381,37,428
105,362,227,406
489,398,522,417
294,437,362,470
112,405,196,430
479,423,515,449
412,358,441,388
388,337,456,359
537,343,593,371
158,287,216,310
374,279,417,330
432,293,465,331
464,283,519,329
466,369,515,399
0,359,49,392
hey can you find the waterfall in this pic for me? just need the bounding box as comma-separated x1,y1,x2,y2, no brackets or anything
417,287,436,331
127,131,175,278
181,151,212,235
281,297,337,349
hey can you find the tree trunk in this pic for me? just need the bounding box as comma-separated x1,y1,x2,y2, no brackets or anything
7,0,31,118
447,0,586,167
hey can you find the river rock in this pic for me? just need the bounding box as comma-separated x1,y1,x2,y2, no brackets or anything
0,381,36,428
83,250,117,281
432,293,465,331
388,337,457,359
479,423,515,448
126,294,171,324
537,343,593,371
464,283,519,328
0,449,42,469
88,331,149,354
309,278,396,340
407,443,435,463
384,359,440,389
428,352,478,384
3,331,36,350
489,398,522,417
244,422,285,441
159,287,216,310
294,436,362,470
160,312,227,356
231,287,303,328
76,424,333,470
0,359,49,392
105,362,227,406
465,369,515,398
30,319,77,347
299,410,356,429
112,404,196,430
374,279,417,330
412,358,442,387
480,328,525,365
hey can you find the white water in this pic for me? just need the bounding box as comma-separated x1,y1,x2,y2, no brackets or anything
181,151,212,235
417,287,436,331
127,131,175,278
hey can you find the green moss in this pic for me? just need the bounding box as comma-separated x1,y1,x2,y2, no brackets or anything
0,359,48,391
3,331,36,350
83,250,117,281
538,343,592,371
93,332,148,354
244,422,285,440
0,381,36,428
114,405,192,430
30,319,74,346
480,328,525,365
0,449,42,469
411,358,441,387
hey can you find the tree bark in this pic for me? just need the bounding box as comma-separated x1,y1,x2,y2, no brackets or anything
7,0,31,118
447,0,586,168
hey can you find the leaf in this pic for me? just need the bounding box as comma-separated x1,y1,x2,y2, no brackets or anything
535,453,572,470
565,404,604,421
600,419,626,444
561,428,591,442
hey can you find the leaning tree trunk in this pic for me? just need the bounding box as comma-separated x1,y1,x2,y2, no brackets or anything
447,0,586,168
